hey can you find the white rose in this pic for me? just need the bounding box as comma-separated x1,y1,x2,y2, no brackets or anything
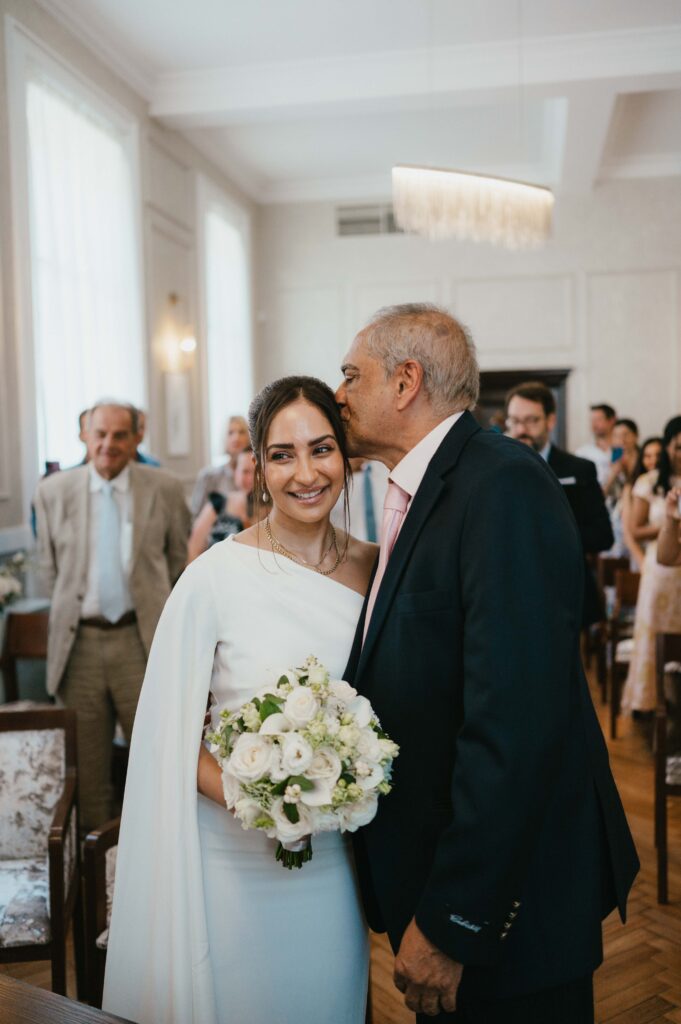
339,792,379,832
306,745,342,783
221,769,241,810
280,733,314,775
259,713,293,736
268,798,312,843
283,687,320,727
329,679,357,703
323,713,341,737
338,723,360,747
347,695,373,728
310,806,341,833
356,727,381,761
234,797,265,830
226,733,274,783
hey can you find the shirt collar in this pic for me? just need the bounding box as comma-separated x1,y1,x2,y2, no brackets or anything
390,412,464,500
89,462,131,494
539,441,552,462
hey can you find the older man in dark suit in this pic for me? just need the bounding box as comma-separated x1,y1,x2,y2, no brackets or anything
336,305,637,1023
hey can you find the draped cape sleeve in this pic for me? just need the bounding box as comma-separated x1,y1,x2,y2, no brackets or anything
103,555,220,1024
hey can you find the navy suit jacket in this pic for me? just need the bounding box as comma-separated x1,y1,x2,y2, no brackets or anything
345,413,638,998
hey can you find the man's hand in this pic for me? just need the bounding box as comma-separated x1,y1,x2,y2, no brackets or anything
394,918,463,1017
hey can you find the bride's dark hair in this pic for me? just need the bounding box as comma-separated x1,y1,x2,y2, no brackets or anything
248,375,351,530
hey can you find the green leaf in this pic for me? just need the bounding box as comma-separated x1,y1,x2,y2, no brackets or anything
289,775,314,791
270,778,290,796
341,772,356,785
283,802,300,824
259,698,282,721
278,675,290,687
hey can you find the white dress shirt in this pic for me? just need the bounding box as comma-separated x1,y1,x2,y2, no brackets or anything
575,442,612,488
81,463,135,617
390,412,464,518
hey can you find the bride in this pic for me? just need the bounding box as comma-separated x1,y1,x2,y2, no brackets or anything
103,376,377,1024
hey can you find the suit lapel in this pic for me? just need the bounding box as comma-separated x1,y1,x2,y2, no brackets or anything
130,463,156,573
71,467,89,581
354,411,480,683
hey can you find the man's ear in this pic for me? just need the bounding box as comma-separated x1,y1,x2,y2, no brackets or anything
395,359,423,410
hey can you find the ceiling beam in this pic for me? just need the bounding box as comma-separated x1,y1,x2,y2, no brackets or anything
150,25,681,128
556,86,618,194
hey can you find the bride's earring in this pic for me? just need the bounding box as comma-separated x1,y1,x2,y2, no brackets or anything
262,490,269,503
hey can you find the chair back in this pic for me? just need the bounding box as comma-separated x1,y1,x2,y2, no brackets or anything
0,611,49,703
655,633,681,711
597,556,630,593
614,569,640,612
0,708,76,860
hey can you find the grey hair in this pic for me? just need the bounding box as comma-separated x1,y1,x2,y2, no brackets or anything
89,400,140,435
361,303,479,416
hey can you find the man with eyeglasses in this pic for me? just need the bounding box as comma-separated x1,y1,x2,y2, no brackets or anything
505,381,613,627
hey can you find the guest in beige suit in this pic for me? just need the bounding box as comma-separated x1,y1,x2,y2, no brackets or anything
34,401,190,831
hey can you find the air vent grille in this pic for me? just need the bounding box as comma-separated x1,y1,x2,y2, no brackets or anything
336,204,402,237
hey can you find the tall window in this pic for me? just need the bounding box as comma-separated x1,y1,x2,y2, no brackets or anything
25,71,144,470
203,194,253,465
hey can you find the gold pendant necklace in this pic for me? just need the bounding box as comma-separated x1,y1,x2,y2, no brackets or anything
265,516,341,576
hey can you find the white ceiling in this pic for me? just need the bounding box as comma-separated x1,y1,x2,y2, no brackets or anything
37,0,681,203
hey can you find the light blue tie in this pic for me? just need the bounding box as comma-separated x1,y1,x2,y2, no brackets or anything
363,464,377,543
98,481,127,623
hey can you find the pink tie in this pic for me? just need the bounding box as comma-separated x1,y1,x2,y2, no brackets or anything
363,480,410,642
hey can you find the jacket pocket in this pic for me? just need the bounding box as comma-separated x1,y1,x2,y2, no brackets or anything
396,589,454,615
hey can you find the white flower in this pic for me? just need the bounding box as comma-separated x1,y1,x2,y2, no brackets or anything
0,576,21,601
280,733,314,775
227,733,274,783
306,746,342,783
378,737,400,760
339,792,379,832
338,723,360,747
347,695,373,728
221,769,241,810
284,687,320,728
356,727,381,761
307,665,328,686
259,713,293,736
309,806,339,832
299,778,335,807
329,679,357,703
268,743,290,782
267,798,312,843
354,761,385,791
322,714,341,737
284,783,302,804
241,702,262,731
234,797,264,829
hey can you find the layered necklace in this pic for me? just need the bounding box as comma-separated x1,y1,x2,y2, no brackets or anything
265,516,341,576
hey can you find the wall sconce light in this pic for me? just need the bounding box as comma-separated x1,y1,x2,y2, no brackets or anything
162,291,194,456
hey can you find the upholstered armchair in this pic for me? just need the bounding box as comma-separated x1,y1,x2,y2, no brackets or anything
83,817,119,1007
0,707,80,994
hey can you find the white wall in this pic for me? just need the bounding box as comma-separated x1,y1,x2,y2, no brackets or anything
254,178,681,449
0,0,254,550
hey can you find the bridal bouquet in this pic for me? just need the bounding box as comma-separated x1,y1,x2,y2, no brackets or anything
206,656,399,869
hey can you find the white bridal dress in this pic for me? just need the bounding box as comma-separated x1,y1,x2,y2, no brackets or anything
103,536,369,1024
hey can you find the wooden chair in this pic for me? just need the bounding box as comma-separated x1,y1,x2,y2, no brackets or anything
83,818,120,1007
0,707,81,994
590,556,630,702
0,610,49,703
654,633,681,904
609,569,641,740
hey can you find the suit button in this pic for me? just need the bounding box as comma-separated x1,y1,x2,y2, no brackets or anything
77,594,84,601
70,625,77,632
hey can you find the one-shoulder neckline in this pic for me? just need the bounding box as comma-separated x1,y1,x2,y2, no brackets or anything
226,535,365,602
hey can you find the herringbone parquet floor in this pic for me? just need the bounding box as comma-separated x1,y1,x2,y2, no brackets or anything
2,670,680,1022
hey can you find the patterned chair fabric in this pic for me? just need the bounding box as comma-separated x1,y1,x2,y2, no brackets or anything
0,729,65,859
0,858,50,947
95,845,118,950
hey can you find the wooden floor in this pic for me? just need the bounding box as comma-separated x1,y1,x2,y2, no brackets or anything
2,670,680,1022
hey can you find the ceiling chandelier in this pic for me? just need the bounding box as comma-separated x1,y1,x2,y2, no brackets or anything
392,165,554,249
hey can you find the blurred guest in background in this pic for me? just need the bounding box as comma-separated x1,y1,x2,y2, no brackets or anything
34,400,190,832
187,446,259,562
603,418,640,557
134,409,161,467
622,437,663,569
191,414,249,517
622,416,681,714
506,381,613,626
78,408,91,464
577,403,617,488
331,458,388,543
